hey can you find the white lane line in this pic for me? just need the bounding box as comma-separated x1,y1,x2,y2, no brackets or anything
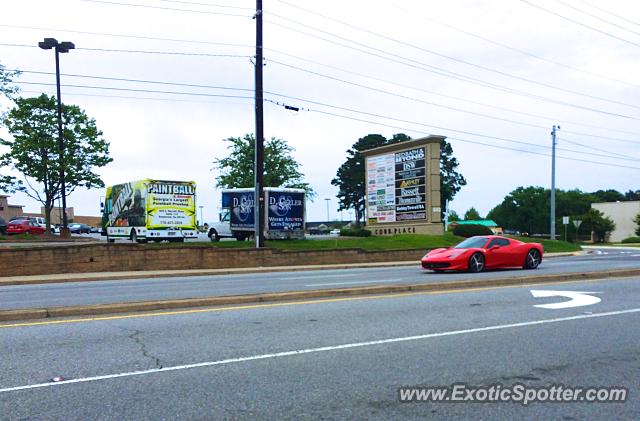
285,274,357,280
306,278,404,287
2,307,640,394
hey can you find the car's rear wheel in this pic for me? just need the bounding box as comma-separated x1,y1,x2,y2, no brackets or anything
523,249,541,269
468,252,485,273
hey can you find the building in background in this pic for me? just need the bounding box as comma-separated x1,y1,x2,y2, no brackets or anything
0,195,25,221
449,220,503,235
591,201,640,243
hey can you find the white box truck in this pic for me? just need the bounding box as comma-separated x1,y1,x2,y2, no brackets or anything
205,188,306,241
101,179,198,243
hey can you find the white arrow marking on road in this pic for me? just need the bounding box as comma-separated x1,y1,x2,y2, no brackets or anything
530,290,601,309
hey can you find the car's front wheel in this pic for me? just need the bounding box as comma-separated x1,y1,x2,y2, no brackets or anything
468,252,485,273
523,249,541,270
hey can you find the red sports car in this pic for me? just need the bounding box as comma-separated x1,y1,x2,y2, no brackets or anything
6,219,47,235
421,235,543,273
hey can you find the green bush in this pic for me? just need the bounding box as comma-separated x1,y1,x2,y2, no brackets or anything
452,224,493,238
621,237,640,244
340,228,372,237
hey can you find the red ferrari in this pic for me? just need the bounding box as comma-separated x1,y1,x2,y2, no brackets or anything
421,235,543,273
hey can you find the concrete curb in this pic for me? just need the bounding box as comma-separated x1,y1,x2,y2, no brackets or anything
0,251,583,287
0,267,636,323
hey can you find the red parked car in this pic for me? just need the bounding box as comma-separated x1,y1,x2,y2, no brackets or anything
421,235,543,273
6,219,47,235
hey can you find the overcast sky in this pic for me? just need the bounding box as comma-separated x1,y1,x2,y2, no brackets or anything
1,0,639,223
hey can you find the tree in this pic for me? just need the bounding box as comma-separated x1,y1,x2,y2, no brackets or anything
447,210,460,222
332,134,465,223
213,133,315,198
635,213,640,237
464,207,482,221
1,94,113,231
590,189,625,203
625,190,640,201
0,63,21,193
581,208,615,243
440,139,467,211
331,134,391,223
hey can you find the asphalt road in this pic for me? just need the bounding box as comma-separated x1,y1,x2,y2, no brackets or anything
1,276,638,419
1,248,639,310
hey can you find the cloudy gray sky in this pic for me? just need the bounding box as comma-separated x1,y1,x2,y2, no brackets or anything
1,0,639,223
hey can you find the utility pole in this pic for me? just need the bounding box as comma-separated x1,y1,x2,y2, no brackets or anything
325,198,330,221
254,0,265,248
550,125,560,241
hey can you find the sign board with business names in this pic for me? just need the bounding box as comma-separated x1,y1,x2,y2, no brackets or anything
362,136,444,236
366,147,427,223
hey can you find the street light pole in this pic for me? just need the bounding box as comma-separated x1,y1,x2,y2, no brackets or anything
325,198,330,221
39,38,74,238
199,205,204,227
550,125,559,241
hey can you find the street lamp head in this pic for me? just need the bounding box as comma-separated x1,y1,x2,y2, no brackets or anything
38,38,58,50
58,41,75,53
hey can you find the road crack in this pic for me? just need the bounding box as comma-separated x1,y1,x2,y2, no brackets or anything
124,328,163,369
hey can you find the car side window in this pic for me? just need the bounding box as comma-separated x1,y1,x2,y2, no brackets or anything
488,238,510,248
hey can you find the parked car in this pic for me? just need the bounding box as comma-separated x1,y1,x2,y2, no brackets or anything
421,235,544,273
90,226,101,233
6,219,47,235
68,223,92,234
10,216,46,228
0,216,7,235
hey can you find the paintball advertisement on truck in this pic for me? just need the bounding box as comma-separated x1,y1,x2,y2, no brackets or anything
102,180,196,229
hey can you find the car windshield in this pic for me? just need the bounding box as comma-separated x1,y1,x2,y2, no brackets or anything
454,237,489,249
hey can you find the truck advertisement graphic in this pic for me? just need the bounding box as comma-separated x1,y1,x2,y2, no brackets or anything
218,188,306,240
102,179,197,242
267,191,304,231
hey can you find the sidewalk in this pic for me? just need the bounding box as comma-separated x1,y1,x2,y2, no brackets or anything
0,251,582,287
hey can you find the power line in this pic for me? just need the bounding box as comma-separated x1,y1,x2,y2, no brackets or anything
263,94,640,163
273,102,640,171
76,0,252,17
574,0,640,29
17,70,253,92
266,47,640,141
0,42,250,58
20,89,254,105
267,58,640,136
518,0,640,48
375,0,640,89
559,137,639,160
6,39,639,143
0,24,254,48
264,19,638,120
16,81,254,99
270,0,640,110
550,0,640,38
144,0,254,10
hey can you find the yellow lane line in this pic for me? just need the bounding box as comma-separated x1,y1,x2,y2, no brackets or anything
0,276,635,329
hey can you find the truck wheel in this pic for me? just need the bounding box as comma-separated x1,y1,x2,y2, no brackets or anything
107,237,115,243
209,229,220,242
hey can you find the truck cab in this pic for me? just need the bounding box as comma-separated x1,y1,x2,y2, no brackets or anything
206,209,233,241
